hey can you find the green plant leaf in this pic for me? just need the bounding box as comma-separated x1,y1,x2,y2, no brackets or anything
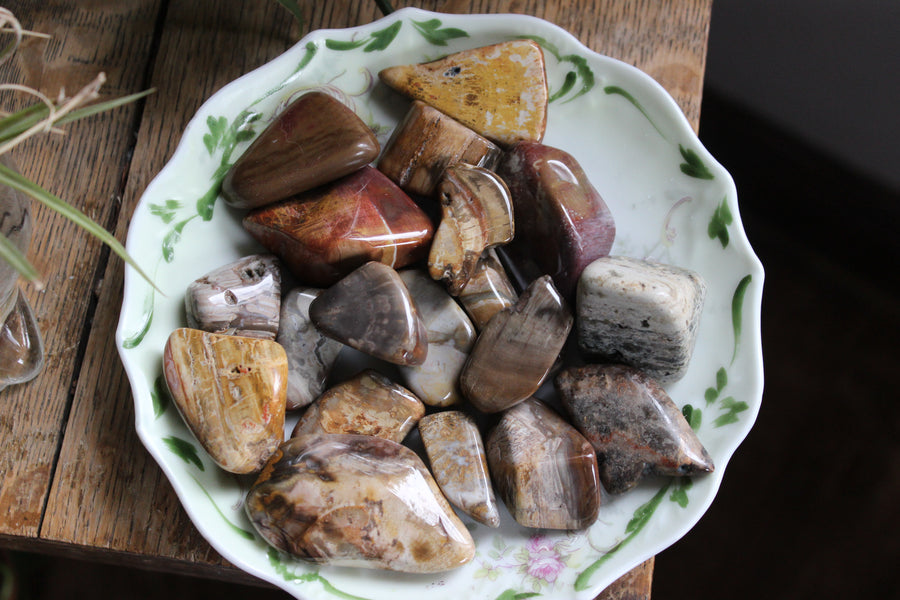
364,21,402,52
679,144,714,180
731,274,753,363
162,436,204,471
151,374,170,418
275,0,305,30
0,233,41,286
412,18,469,46
0,162,160,292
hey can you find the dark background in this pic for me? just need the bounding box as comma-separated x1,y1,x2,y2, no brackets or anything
4,1,899,598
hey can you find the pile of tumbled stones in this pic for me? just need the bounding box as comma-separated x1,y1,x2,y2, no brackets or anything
162,40,713,574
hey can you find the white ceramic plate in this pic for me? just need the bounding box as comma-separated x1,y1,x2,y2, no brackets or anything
117,8,764,600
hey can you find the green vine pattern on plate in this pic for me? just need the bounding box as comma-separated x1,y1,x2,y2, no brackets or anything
707,196,733,248
518,35,595,103
411,18,469,46
268,549,374,600
325,21,402,52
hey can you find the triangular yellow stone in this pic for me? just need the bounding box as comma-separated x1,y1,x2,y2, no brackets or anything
379,40,548,147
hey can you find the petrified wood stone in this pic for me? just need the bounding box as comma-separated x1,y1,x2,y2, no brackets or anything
185,254,281,340
222,90,379,209
245,433,476,572
457,248,518,330
291,369,424,443
419,411,500,528
377,100,501,197
497,141,616,297
309,262,428,366
379,40,548,147
460,275,572,413
577,256,707,383
243,166,433,287
486,398,600,529
429,163,514,295
162,328,287,474
397,269,475,406
556,364,714,494
277,287,343,410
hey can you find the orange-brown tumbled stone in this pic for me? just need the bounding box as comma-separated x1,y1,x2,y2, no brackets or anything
291,370,424,443
379,40,548,147
163,328,287,474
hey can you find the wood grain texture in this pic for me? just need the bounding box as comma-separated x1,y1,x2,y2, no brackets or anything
0,0,161,538
1,0,710,596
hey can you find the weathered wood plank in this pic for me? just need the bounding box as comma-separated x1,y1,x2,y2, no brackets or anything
0,0,162,538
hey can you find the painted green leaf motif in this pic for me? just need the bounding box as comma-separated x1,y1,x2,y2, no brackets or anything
296,41,317,71
716,366,728,391
518,35,595,102
682,404,702,430
325,37,367,51
679,144,714,180
495,591,541,600
670,477,693,508
149,199,182,223
364,21,402,52
708,197,734,248
162,216,195,262
190,474,255,540
163,436,204,471
121,286,155,349
603,85,665,136
203,115,228,155
732,274,753,363
268,549,373,600
575,481,671,591
151,374,170,418
549,71,577,102
714,397,749,428
412,18,469,46
704,386,718,405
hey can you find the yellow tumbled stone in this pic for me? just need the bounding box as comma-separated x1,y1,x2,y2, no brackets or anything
379,40,548,147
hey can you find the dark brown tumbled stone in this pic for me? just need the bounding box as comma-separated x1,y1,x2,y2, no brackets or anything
222,90,379,209
245,433,475,572
308,262,428,366
556,364,715,494
486,398,600,529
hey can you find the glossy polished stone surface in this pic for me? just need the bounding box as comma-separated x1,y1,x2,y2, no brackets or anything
486,398,600,530
222,90,379,209
246,433,475,572
429,163,514,295
556,364,714,494
309,262,428,366
577,256,707,383
460,275,572,413
162,328,287,474
243,166,433,287
377,100,501,197
497,141,616,297
398,270,475,407
185,254,281,340
457,248,517,330
291,369,424,442
419,411,500,528
379,40,548,147
0,164,31,325
277,287,343,410
0,289,44,391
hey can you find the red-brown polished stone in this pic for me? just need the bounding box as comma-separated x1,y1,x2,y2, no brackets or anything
496,142,616,298
222,90,380,210
243,166,433,287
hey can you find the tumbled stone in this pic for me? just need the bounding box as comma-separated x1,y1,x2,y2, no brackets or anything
457,248,518,330
377,100,501,197
309,262,427,366
397,270,475,407
428,163,514,295
222,90,379,209
246,433,476,572
577,256,707,383
163,328,287,474
419,411,500,528
556,364,714,494
277,287,343,410
0,289,44,391
185,254,281,340
291,369,424,442
497,141,616,297
243,166,434,287
486,398,600,529
379,40,548,147
460,275,572,413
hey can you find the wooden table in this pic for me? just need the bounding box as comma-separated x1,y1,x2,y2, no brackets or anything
0,1,711,596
